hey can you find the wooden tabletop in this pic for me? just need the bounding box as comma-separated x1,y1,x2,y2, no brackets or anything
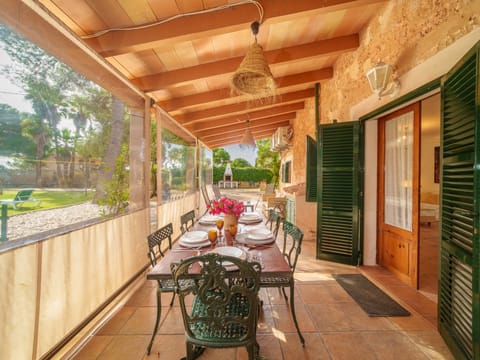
146,215,291,281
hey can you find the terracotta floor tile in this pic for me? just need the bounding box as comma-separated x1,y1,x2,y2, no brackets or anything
271,303,316,333
361,331,430,359
157,306,187,334
405,331,456,360
341,302,395,331
97,335,149,360
280,332,330,360
257,304,276,334
388,313,437,331
321,332,376,360
119,307,157,335
306,303,354,331
142,334,186,359
97,307,136,335
73,336,113,359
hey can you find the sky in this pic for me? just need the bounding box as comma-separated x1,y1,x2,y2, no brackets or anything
224,144,257,165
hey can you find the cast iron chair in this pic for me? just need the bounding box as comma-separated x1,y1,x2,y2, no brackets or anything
268,210,282,241
172,253,262,360
146,223,175,355
180,210,196,234
259,220,305,345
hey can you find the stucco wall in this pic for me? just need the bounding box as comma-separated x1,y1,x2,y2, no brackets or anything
321,0,480,123
279,97,317,240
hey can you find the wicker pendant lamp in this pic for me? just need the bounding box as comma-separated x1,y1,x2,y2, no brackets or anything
231,21,276,99
240,119,256,148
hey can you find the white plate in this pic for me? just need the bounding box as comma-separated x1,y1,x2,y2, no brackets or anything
180,231,208,244
199,215,222,225
206,246,247,268
248,228,272,241
179,239,211,248
238,216,262,224
241,213,261,220
235,232,275,246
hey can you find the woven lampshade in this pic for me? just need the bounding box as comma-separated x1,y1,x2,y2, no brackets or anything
231,41,276,98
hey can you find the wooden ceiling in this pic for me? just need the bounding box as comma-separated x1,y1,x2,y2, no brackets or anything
38,0,386,148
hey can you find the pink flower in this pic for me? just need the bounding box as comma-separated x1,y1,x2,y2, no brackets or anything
208,197,244,218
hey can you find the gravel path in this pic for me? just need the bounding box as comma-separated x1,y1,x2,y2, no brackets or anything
6,202,104,240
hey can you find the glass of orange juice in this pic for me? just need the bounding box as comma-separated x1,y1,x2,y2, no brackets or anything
208,229,218,247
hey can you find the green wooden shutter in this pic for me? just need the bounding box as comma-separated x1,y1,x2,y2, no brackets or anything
439,42,480,360
306,135,317,202
317,121,362,265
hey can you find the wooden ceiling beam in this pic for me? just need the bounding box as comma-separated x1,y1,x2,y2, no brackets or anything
205,129,277,148
193,113,294,137
186,103,303,131
158,68,332,112
84,0,379,57
176,88,313,125
132,35,358,91
198,120,290,141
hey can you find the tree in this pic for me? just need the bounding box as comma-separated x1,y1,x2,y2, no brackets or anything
231,157,251,168
94,96,127,202
0,24,90,186
255,138,279,183
0,104,35,156
213,148,230,166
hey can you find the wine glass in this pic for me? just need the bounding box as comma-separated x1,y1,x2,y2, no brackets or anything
216,219,224,243
207,229,218,248
229,224,238,246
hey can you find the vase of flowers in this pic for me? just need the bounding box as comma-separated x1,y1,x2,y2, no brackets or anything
208,196,244,229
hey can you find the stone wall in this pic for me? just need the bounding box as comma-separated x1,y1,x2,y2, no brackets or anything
321,0,480,123
277,0,480,242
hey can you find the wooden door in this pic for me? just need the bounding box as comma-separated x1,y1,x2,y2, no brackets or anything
378,103,420,287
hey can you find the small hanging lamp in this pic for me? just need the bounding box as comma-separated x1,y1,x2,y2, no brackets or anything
231,21,276,99
240,119,256,148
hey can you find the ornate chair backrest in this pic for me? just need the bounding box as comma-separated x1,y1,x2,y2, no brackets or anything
172,253,261,345
147,223,173,267
268,210,282,240
180,210,195,234
282,221,304,273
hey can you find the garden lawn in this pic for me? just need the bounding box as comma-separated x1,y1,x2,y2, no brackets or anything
0,190,94,216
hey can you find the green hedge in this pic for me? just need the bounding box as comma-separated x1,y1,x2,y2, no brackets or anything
213,166,273,183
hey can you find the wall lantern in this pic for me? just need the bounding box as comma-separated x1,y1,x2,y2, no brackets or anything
365,61,400,99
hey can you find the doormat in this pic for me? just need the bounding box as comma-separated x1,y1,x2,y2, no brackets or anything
334,274,410,317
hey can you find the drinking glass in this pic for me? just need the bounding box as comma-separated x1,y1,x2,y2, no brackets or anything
216,219,224,242
208,229,218,248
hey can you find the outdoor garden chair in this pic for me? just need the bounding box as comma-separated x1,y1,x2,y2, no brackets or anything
211,184,222,199
267,210,282,241
146,223,175,355
180,210,196,234
0,189,41,210
260,220,303,299
172,252,262,360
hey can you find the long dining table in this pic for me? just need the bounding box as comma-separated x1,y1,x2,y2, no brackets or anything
146,212,305,348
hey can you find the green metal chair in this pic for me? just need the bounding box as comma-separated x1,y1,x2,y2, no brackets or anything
180,210,196,234
172,253,262,360
267,209,282,241
146,223,175,355
259,220,305,345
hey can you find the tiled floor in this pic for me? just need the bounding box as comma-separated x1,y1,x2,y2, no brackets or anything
72,234,453,360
